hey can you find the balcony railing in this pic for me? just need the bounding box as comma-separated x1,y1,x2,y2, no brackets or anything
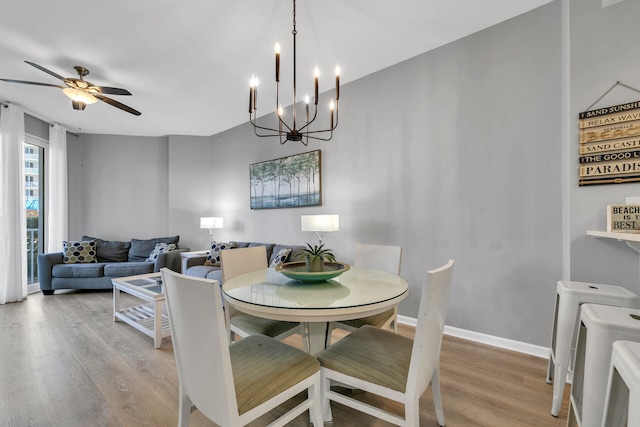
27,228,39,284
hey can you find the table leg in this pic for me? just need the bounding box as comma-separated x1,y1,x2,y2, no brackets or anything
306,322,329,355
113,286,120,322
154,299,162,348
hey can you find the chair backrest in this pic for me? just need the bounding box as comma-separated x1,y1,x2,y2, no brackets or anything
220,245,268,282
354,243,402,275
406,259,455,398
161,268,238,425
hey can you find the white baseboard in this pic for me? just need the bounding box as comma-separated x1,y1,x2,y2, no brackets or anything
397,315,550,360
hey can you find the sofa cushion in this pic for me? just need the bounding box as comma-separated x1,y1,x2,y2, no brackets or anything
186,265,220,279
104,262,154,277
204,242,237,266
145,242,177,262
82,236,131,263
129,236,180,262
62,240,97,264
204,269,223,282
53,262,105,278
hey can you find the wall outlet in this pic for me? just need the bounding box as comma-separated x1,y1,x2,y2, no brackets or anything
627,197,640,204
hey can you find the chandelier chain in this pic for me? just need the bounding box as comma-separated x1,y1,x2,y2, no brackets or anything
292,0,297,35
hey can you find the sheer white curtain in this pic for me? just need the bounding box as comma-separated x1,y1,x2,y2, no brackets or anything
47,124,68,252
0,104,27,304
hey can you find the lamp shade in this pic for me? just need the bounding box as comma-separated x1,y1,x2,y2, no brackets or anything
301,214,339,232
200,217,223,229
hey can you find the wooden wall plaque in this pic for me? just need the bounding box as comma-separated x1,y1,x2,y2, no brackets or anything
579,100,640,186
607,204,640,233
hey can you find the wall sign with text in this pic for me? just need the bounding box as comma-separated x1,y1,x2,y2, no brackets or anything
607,204,640,233
579,100,640,186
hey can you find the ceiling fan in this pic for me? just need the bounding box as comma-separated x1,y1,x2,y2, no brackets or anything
0,61,141,116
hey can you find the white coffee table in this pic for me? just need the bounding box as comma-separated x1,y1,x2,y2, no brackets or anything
112,272,170,348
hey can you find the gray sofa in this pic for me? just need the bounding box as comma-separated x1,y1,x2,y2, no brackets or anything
38,235,188,295
183,241,305,283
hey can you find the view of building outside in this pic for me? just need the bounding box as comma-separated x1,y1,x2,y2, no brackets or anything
25,142,44,285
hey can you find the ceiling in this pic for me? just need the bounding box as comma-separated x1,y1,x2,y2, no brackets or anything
0,0,552,137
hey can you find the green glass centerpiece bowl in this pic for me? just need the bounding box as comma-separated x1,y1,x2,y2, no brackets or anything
275,261,350,283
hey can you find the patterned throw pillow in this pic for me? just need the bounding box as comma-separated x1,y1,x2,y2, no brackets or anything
145,242,177,263
62,240,97,264
269,247,292,268
204,242,236,266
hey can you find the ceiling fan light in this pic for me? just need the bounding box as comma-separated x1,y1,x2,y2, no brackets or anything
63,87,97,104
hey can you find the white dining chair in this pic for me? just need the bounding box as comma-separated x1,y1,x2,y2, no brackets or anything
317,259,454,426
160,268,324,427
327,244,402,344
221,246,306,349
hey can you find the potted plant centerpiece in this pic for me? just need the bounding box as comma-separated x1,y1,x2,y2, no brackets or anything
298,243,336,272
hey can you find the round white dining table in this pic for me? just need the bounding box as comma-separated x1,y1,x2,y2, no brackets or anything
222,265,409,354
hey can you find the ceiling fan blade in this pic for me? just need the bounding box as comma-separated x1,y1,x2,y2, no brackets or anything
0,78,65,88
24,61,66,81
94,86,132,96
95,94,141,116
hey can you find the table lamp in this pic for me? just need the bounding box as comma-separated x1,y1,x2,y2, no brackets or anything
200,217,223,246
301,214,339,245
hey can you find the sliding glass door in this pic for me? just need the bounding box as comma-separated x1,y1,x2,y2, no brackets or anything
24,137,46,293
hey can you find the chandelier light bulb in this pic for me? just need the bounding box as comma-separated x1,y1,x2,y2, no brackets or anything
249,74,259,111
305,95,310,123
275,42,281,82
329,99,335,129
335,65,340,101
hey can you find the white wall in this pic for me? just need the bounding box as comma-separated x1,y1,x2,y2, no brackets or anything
569,0,640,293
72,1,640,348
162,2,564,346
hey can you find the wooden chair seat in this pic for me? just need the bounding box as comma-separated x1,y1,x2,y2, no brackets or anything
318,325,412,393
230,334,320,415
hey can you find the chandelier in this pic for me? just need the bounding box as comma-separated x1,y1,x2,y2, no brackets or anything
248,0,340,145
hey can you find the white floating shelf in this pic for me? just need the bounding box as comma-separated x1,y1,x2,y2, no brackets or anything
587,230,640,252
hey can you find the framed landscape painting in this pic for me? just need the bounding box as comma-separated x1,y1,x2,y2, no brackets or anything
250,150,321,209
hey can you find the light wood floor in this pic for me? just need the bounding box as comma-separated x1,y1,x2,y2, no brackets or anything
0,289,570,426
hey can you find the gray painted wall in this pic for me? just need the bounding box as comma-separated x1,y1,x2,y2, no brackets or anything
68,2,564,346
67,134,170,241
569,0,640,294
